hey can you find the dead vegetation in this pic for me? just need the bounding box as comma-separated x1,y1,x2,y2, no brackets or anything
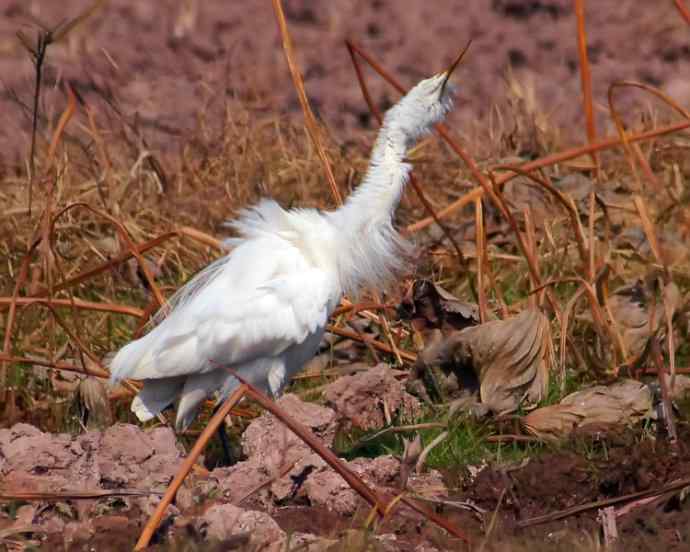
2,1,690,551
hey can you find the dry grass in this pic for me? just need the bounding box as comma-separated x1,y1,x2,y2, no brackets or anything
1,23,690,434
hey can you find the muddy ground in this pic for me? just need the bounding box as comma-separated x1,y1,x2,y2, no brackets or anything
1,0,689,168
1,392,689,551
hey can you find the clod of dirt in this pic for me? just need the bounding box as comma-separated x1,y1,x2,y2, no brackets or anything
322,364,421,430
414,309,552,414
194,503,286,552
522,379,654,441
211,457,277,510
211,406,441,515
241,393,337,464
210,394,339,511
272,454,448,516
304,456,398,515
0,423,183,503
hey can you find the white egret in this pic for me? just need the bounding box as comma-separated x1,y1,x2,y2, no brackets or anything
110,54,462,433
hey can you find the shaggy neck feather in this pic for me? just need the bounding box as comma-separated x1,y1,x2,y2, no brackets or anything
330,119,414,297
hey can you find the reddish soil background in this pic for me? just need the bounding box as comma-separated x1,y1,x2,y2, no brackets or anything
1,0,689,168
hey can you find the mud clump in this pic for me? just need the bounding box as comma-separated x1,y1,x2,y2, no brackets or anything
242,393,338,463
323,364,421,430
193,503,286,552
0,423,184,494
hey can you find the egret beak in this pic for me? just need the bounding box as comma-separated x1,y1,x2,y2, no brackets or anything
439,39,472,98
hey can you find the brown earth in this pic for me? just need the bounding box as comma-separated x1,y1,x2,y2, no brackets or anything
465,426,690,551
1,0,689,170
2,398,690,551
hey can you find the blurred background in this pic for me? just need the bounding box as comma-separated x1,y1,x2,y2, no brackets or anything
1,0,688,168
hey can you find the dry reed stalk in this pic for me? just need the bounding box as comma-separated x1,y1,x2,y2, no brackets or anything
632,197,679,388
674,0,690,24
344,320,381,365
15,231,178,304
6,226,218,312
0,489,160,501
407,119,690,233
632,143,662,191
574,0,600,175
487,173,561,319
271,0,342,206
133,296,164,338
45,84,77,169
486,263,509,319
178,226,223,250
0,354,109,379
608,80,690,192
0,85,78,403
48,203,167,309
609,81,690,120
326,325,417,362
82,104,113,209
31,302,151,405
536,276,625,369
493,164,590,268
1,252,33,401
559,285,586,384
588,191,596,280
0,297,144,318
523,207,540,309
474,197,488,322
632,197,667,276
518,476,690,528
332,301,393,317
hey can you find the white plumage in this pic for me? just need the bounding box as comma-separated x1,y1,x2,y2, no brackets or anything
110,61,459,431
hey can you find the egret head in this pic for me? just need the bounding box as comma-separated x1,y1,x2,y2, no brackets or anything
389,41,471,143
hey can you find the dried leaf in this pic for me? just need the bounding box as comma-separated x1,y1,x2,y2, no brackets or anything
617,227,689,267
78,377,113,429
399,434,422,490
415,309,552,413
606,281,663,362
522,379,654,441
399,279,479,332
466,309,552,413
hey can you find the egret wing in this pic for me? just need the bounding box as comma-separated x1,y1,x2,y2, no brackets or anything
111,241,333,381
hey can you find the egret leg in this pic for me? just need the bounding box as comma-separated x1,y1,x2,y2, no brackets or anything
216,421,235,466
211,404,236,466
